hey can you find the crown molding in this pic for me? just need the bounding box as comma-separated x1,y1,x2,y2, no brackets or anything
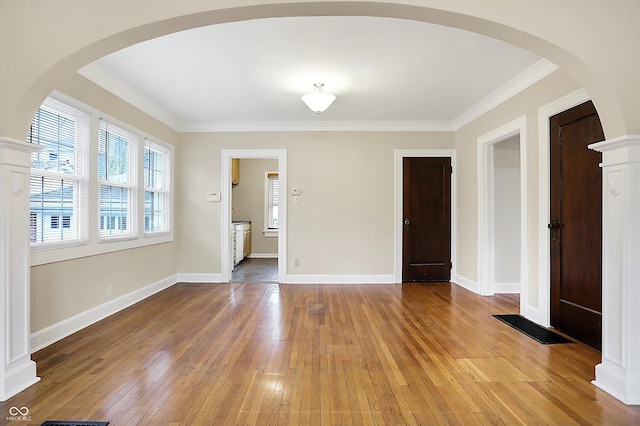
178,120,456,132
78,64,182,131
451,58,558,130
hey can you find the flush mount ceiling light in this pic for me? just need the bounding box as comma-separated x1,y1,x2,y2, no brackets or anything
301,82,336,113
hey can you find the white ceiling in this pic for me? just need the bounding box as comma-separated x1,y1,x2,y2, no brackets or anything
79,16,556,132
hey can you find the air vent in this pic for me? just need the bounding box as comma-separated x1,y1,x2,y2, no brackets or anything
41,422,109,426
493,314,574,344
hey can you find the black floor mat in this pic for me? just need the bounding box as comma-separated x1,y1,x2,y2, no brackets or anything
493,314,574,344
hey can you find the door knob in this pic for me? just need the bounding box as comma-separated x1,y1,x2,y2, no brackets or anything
404,218,410,226
548,218,559,241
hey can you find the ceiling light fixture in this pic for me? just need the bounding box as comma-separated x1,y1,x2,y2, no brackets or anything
301,83,336,113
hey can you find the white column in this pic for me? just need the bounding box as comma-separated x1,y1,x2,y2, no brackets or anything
590,135,640,405
0,137,40,401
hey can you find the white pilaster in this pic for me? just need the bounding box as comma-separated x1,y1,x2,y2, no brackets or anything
589,135,640,405
0,137,40,401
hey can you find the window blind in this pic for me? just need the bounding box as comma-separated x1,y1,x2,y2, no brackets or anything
29,98,88,245
98,120,137,238
144,139,169,233
267,172,279,229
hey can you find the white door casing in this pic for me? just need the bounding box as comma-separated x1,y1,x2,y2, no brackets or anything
221,149,287,283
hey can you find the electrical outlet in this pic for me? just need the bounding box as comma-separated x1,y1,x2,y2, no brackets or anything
294,258,300,267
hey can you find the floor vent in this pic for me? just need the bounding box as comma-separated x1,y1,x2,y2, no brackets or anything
41,422,109,426
493,314,574,344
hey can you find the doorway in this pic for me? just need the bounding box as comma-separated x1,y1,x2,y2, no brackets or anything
492,137,522,291
230,158,279,282
477,116,527,298
221,149,287,283
549,100,604,349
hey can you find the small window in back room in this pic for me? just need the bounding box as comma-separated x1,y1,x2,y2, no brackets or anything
265,172,279,236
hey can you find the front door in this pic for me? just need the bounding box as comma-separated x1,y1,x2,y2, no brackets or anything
402,157,451,282
550,100,604,349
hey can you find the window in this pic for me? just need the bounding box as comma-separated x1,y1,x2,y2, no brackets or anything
265,172,279,236
144,139,170,233
29,97,88,245
98,120,136,239
29,94,173,264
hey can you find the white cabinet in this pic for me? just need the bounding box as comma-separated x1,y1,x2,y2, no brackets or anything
243,226,252,258
233,222,251,265
235,223,244,265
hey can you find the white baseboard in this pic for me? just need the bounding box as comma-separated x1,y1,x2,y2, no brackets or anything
176,273,224,283
247,253,278,259
451,274,478,293
283,274,396,284
593,362,640,405
30,274,178,353
0,359,39,402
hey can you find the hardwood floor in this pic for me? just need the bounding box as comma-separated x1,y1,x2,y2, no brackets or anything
3,282,639,425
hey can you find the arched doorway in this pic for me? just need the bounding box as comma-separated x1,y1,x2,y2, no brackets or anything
1,0,633,403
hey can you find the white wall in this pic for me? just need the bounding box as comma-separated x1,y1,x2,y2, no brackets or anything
176,131,455,278
493,136,521,283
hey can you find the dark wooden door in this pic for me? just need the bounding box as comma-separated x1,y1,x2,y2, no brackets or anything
402,157,451,282
550,101,604,349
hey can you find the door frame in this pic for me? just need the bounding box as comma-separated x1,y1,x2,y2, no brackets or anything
394,149,456,283
221,149,287,283
536,88,590,326
477,115,527,300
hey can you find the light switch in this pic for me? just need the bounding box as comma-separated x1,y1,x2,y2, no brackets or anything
292,188,301,196
207,192,221,202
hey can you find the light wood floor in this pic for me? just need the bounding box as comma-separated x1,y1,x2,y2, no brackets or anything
3,281,639,425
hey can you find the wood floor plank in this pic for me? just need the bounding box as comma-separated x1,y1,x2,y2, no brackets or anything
2,279,639,425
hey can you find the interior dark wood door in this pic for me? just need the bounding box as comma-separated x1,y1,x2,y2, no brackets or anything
403,157,451,282
550,100,604,349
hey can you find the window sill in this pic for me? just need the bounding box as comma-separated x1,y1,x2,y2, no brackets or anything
263,229,278,238
31,231,173,266
144,230,171,238
98,234,139,244
31,239,89,252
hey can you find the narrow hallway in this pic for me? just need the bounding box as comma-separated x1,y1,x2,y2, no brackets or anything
231,258,278,283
